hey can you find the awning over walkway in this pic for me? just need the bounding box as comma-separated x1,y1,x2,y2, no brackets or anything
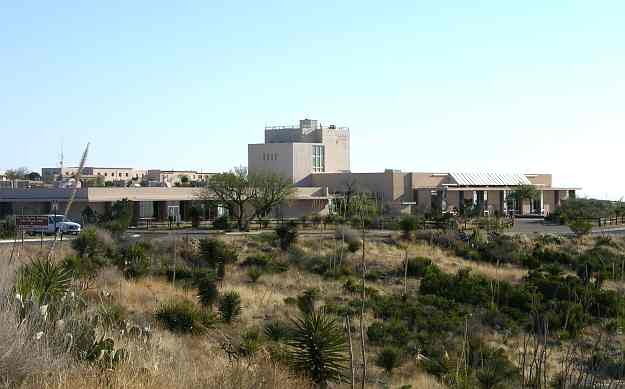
449,172,532,186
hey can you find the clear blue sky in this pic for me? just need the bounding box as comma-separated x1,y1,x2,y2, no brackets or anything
1,1,623,199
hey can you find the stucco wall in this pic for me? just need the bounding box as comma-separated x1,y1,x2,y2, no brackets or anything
311,171,401,202
527,174,552,187
248,143,295,182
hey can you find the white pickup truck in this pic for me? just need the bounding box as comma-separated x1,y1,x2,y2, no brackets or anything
30,215,82,235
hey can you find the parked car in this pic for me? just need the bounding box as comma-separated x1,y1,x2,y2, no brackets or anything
31,215,82,235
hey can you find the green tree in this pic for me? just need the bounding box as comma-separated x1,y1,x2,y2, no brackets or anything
507,185,539,213
250,171,294,220
5,167,30,180
200,167,292,231
287,310,349,387
399,216,418,240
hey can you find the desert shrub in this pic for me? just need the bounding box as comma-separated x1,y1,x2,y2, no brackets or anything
533,246,577,267
399,216,418,239
347,240,361,254
365,269,386,281
247,266,263,283
199,238,238,267
212,215,231,230
568,219,593,237
15,258,72,305
219,291,242,323
420,267,492,306
342,278,379,298
478,234,530,265
474,346,519,389
264,320,292,342
406,256,432,278
61,254,101,284
307,255,353,278
296,288,321,315
287,310,348,386
276,221,298,251
95,302,127,330
242,253,289,273
243,253,271,268
375,346,402,375
324,299,360,317
239,327,263,356
117,242,151,278
154,298,214,334
71,226,115,259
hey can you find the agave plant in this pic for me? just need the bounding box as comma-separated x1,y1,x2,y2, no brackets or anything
15,258,72,305
287,310,348,387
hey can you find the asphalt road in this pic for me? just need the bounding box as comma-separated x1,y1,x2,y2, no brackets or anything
0,235,76,245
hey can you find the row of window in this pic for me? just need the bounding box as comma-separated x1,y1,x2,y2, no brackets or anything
97,172,131,177
263,152,279,161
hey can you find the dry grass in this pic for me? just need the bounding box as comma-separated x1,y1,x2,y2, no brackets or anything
21,336,312,389
0,232,543,388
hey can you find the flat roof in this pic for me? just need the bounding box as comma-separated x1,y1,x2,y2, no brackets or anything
0,187,332,203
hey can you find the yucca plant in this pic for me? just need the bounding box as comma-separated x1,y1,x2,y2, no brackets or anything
196,274,219,307
15,258,72,305
218,291,242,323
247,266,263,283
287,310,348,387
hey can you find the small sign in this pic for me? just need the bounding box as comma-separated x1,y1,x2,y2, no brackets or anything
15,215,48,230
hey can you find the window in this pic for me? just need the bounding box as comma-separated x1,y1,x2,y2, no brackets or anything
312,145,325,172
125,173,129,177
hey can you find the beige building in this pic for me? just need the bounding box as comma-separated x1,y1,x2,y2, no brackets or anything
0,186,333,223
145,170,214,187
42,167,147,183
248,119,350,185
248,119,579,216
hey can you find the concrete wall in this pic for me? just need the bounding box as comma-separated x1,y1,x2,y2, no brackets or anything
320,128,350,173
527,174,552,187
311,171,400,202
409,173,450,188
292,143,315,185
248,143,295,182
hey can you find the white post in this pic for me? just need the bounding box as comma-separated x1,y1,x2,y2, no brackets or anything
503,190,507,214
540,190,544,215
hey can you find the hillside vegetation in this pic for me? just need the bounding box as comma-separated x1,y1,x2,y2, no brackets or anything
2,224,625,388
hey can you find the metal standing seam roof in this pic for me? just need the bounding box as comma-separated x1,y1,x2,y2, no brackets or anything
449,172,532,186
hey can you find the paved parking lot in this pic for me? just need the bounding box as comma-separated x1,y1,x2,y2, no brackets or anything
510,218,625,236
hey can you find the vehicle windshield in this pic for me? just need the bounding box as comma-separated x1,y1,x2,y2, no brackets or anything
53,216,66,223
